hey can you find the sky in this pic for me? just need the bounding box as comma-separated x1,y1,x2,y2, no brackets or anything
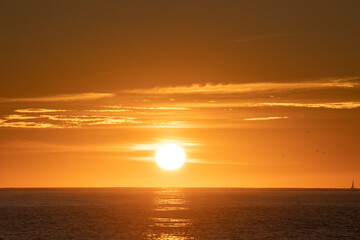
0,0,359,188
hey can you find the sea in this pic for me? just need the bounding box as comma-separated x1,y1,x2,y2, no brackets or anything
0,188,359,240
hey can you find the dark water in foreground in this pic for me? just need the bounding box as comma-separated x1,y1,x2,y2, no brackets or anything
0,188,359,240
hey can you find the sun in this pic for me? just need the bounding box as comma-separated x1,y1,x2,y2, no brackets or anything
156,144,186,170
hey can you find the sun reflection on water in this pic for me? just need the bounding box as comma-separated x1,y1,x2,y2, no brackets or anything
146,233,197,240
151,217,192,228
146,189,196,240
154,189,188,212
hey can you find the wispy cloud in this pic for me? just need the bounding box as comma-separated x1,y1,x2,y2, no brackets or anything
0,121,60,129
121,77,358,95
161,101,360,110
15,108,68,113
0,111,191,129
6,114,39,120
0,76,358,130
244,116,288,121
1,99,359,129
256,102,360,109
87,118,136,126
85,109,130,113
39,114,107,122
102,105,190,111
2,93,114,102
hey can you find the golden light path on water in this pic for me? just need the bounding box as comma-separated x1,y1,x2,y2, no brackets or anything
146,189,196,240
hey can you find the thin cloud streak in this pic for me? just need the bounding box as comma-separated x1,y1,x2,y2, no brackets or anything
0,111,190,129
165,101,360,110
85,109,130,113
244,116,289,121
102,105,190,110
0,121,60,129
257,102,360,109
121,77,358,95
2,93,114,102
6,115,39,120
15,108,68,113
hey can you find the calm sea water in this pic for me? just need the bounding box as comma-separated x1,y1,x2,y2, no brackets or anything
0,188,359,240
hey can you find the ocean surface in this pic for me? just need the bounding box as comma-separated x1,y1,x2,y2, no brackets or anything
0,188,359,240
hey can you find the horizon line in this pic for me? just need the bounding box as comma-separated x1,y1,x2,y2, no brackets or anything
0,186,356,190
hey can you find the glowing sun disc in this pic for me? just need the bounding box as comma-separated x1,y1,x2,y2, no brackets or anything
156,144,186,170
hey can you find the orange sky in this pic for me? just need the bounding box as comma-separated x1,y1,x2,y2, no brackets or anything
0,0,359,188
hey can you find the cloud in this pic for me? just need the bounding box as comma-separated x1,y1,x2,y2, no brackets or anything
87,118,136,126
121,77,358,95
39,115,106,122
161,101,360,110
1,93,358,129
0,112,137,129
39,115,140,126
0,121,60,129
255,102,360,109
15,108,68,113
6,114,39,120
0,111,189,129
101,105,189,110
244,116,289,121
125,106,190,110
2,93,114,102
85,109,130,113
